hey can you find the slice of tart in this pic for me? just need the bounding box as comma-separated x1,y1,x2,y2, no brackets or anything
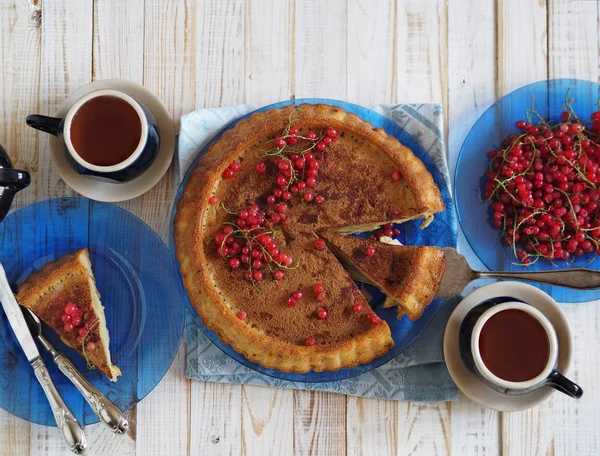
321,232,446,321
16,249,121,381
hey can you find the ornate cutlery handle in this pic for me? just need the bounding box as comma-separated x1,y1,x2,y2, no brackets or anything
31,358,87,454
53,353,129,433
477,268,600,290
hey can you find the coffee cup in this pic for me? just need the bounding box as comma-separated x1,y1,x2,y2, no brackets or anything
459,296,583,399
26,89,160,182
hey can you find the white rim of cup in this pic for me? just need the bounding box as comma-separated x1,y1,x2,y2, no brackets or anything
63,89,148,172
471,302,559,390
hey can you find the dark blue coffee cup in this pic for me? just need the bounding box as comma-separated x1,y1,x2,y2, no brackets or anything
459,296,583,399
26,89,160,183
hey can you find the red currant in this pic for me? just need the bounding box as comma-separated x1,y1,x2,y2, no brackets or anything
256,162,267,174
314,239,326,250
317,309,328,319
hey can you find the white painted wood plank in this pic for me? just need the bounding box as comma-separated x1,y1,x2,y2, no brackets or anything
27,2,91,453
549,0,598,79
195,0,245,108
85,3,145,454
398,402,451,455
241,386,293,456
446,0,498,274
189,382,242,456
294,0,347,100
240,3,296,455
502,2,599,456
0,0,41,210
36,0,92,201
134,2,196,455
293,391,346,456
497,0,548,95
346,0,395,105
188,2,244,455
395,0,447,104
93,0,144,83
292,2,349,454
244,0,293,106
346,398,397,456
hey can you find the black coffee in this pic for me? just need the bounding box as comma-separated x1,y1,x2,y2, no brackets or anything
479,309,549,382
70,95,142,167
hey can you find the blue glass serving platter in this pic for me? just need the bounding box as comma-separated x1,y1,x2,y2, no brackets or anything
171,98,457,382
456,79,600,303
0,198,185,425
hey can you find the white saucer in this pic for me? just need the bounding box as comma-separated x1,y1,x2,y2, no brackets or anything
443,282,573,412
48,79,174,202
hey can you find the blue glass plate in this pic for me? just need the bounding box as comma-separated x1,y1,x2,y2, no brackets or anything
456,79,600,303
171,99,457,382
0,198,185,426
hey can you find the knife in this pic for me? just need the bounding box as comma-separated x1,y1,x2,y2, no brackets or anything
20,306,129,434
437,247,600,298
0,262,87,454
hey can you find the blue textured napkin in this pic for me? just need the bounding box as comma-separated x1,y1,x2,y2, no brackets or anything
178,104,458,402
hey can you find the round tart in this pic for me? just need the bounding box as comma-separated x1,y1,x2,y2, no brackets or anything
174,104,445,373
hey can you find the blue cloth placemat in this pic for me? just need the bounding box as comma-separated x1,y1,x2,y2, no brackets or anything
178,103,458,401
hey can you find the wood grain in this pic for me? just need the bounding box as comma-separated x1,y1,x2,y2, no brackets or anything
189,2,245,454
395,0,447,104
189,382,242,456
195,0,246,108
0,4,41,449
294,0,347,100
36,0,92,201
133,1,196,455
244,0,293,106
86,1,145,453
293,391,346,456
241,386,294,456
346,0,396,105
25,1,92,452
503,3,600,456
346,397,398,456
292,2,348,454
497,0,548,95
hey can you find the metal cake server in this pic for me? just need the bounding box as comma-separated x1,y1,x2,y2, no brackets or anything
21,306,129,434
0,263,87,454
437,247,600,299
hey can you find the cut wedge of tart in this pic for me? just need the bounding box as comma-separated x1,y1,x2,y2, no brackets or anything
16,249,121,381
174,104,445,373
321,231,446,321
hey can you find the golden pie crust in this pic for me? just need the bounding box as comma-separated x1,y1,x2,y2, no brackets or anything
174,104,444,373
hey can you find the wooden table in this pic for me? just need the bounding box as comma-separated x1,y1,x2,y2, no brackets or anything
1,0,598,454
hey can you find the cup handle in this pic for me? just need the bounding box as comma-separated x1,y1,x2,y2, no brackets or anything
26,115,62,136
547,370,583,399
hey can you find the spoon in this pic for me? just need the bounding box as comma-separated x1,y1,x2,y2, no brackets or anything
20,306,129,434
437,247,600,299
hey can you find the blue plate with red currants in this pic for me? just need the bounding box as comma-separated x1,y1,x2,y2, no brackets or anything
171,99,458,382
455,79,600,303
